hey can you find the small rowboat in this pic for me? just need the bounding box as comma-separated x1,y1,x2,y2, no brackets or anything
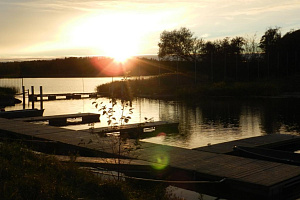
233,145,300,166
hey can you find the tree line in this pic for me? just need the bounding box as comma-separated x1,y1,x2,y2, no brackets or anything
158,27,300,81
0,57,162,78
0,27,299,81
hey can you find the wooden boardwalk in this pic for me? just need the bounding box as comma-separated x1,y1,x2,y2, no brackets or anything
1,117,300,199
0,109,44,119
84,121,179,135
52,155,154,174
14,113,100,126
29,92,97,101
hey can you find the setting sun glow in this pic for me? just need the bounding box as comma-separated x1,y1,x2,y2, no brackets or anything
2,1,299,59
69,13,148,62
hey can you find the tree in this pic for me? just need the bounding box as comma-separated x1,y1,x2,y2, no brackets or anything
221,37,231,54
230,36,245,55
280,29,300,53
244,34,260,61
158,27,204,62
259,27,281,54
201,36,245,57
203,41,218,55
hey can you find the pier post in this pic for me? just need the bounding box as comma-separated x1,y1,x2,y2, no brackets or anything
40,86,43,110
27,89,30,106
22,86,25,109
31,86,34,109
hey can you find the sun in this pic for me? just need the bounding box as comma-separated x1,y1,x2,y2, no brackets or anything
52,7,187,59
107,42,137,63
69,13,141,62
112,52,132,63
103,33,137,63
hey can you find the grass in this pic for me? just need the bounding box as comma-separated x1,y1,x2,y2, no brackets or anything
96,73,288,100
198,81,282,97
0,140,182,200
0,87,18,100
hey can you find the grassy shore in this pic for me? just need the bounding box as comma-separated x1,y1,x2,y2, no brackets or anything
96,73,298,100
0,87,19,106
0,140,182,200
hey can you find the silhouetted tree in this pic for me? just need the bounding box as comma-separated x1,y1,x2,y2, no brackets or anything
201,37,245,58
244,34,260,61
279,29,300,74
203,41,218,55
280,29,300,53
221,37,231,54
259,27,281,54
158,27,204,62
230,36,246,55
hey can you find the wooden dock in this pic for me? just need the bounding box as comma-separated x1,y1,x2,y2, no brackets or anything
14,113,100,126
84,121,179,136
1,117,300,199
29,92,97,101
0,109,44,119
53,155,154,174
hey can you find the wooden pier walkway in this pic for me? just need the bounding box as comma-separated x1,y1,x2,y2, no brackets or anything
0,109,44,119
84,121,179,135
29,92,97,101
53,155,154,174
1,117,300,199
14,113,100,126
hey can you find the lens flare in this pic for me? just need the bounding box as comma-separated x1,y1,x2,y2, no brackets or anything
151,152,169,170
89,57,125,76
157,132,166,137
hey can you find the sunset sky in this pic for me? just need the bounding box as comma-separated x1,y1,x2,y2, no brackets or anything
1,0,300,60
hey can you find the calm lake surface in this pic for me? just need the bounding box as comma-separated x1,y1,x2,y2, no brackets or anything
3,77,300,149
2,77,300,199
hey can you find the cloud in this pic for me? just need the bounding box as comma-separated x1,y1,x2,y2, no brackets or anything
3,0,211,13
225,1,300,17
0,0,187,12
200,33,210,38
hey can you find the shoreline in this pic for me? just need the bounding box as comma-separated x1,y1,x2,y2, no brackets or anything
96,73,300,101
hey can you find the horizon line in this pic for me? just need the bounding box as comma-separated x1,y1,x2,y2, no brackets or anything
0,54,159,62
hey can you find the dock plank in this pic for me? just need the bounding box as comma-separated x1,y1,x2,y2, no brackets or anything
54,155,153,166
0,122,71,136
239,164,300,186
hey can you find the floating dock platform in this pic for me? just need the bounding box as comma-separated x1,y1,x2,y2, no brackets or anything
14,113,100,126
0,109,44,119
29,92,97,101
85,121,179,136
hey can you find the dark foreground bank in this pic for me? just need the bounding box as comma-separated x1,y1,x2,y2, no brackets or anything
0,140,183,200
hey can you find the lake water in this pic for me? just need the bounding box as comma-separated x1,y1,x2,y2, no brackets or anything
2,77,300,149
2,77,300,199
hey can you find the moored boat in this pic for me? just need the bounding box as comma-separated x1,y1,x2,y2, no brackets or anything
233,145,300,166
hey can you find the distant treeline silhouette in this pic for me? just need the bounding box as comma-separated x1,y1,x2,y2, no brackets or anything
158,27,300,81
0,57,162,78
1,27,299,81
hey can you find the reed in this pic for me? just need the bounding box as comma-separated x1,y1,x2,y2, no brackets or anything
0,87,17,99
96,73,284,99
